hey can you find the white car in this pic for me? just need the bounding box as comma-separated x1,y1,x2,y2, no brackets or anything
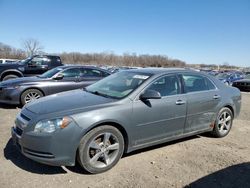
0,58,19,64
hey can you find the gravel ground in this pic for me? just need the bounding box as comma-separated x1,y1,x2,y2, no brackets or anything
0,93,249,188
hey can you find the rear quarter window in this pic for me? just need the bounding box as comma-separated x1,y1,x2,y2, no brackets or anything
182,74,209,92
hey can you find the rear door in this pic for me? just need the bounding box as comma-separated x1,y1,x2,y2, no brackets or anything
181,73,221,133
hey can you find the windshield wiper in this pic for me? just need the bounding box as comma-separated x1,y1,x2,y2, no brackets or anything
83,89,115,99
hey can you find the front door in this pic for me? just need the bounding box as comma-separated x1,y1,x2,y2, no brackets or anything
132,74,187,146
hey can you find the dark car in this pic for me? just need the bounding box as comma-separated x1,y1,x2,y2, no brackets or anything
232,74,250,91
216,72,244,85
0,66,110,106
11,68,241,173
0,55,63,81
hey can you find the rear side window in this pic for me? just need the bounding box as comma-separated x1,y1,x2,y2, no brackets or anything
50,56,62,65
182,74,209,92
206,77,216,90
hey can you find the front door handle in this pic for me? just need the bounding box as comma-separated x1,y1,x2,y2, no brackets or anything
213,95,221,99
176,100,186,105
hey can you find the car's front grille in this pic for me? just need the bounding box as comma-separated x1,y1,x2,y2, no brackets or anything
15,126,23,136
20,113,31,121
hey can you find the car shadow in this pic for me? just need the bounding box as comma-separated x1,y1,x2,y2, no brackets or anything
4,139,67,175
185,162,250,188
0,103,20,109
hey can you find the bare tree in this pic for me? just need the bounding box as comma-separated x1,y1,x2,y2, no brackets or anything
22,38,44,56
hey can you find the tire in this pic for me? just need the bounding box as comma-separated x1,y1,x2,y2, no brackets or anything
77,125,124,174
2,74,19,81
211,107,233,138
20,89,44,106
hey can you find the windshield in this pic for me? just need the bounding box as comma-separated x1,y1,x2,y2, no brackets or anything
216,73,230,79
38,67,63,78
18,57,32,65
86,71,152,99
245,75,250,79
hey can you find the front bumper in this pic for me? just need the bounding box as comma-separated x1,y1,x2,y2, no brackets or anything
0,88,21,105
11,120,83,167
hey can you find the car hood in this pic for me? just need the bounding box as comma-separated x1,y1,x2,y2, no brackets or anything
25,89,116,115
0,76,47,86
234,79,250,83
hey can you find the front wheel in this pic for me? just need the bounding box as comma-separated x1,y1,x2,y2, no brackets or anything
77,125,124,174
211,107,233,138
20,89,44,106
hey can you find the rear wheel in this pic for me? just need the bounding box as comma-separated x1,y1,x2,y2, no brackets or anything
77,125,124,174
211,107,233,138
2,74,19,81
20,89,44,106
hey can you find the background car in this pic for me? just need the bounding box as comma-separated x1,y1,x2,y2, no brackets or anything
11,68,241,174
0,58,19,64
0,55,63,81
0,65,110,105
216,72,244,85
232,74,250,92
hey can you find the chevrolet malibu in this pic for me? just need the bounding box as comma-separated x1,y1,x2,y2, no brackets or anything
11,68,241,174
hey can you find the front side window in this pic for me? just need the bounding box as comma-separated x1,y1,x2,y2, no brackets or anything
182,74,209,92
146,75,180,97
86,71,152,99
62,68,81,78
38,67,63,78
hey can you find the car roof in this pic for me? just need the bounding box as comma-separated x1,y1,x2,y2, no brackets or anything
57,65,110,71
123,67,189,75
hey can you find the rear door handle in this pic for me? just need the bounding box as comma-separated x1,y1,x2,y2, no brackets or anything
176,100,186,105
213,95,221,99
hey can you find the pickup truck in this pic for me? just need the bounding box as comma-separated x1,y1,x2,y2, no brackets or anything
0,55,63,81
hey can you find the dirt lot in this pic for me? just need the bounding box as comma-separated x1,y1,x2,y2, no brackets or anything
0,93,249,188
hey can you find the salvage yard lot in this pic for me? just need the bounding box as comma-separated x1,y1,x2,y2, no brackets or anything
0,93,250,188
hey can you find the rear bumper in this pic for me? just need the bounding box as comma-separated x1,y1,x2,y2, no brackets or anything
232,85,250,92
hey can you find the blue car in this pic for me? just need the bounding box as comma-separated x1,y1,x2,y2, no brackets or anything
216,73,244,85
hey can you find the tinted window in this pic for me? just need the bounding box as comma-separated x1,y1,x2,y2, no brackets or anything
147,75,180,97
30,57,49,65
206,77,216,90
182,74,208,92
62,68,80,78
81,68,102,77
50,56,61,65
39,67,63,78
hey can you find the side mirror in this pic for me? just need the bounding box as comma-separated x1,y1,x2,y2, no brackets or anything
53,73,64,80
140,89,161,100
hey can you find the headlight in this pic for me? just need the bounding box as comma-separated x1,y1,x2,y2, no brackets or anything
34,117,72,133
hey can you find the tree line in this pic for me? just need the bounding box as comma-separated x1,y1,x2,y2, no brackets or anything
0,41,186,67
